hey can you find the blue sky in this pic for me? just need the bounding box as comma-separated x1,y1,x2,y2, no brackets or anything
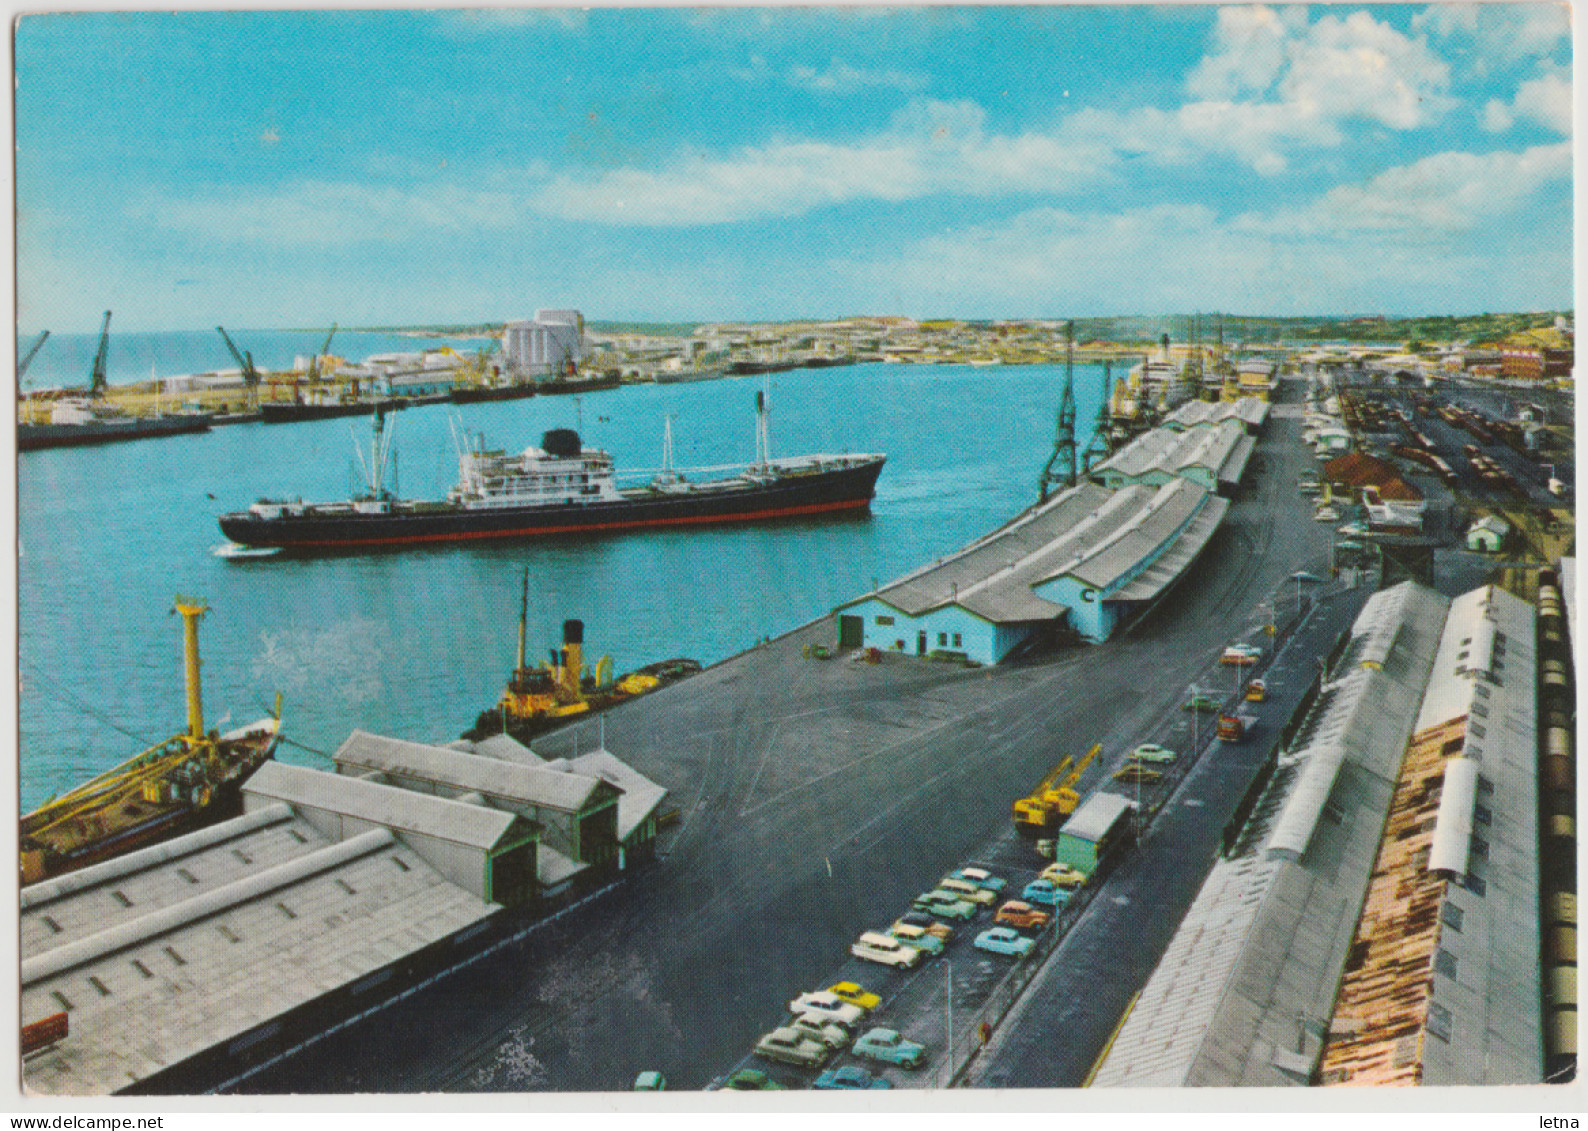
13,4,1574,332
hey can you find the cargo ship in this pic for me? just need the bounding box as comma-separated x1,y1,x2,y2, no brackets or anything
217,393,886,551
21,597,281,885
463,574,701,743
18,400,214,451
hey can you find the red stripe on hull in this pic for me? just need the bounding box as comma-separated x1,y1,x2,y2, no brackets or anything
283,495,873,548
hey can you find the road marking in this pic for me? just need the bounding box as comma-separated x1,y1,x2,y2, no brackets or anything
1111,895,1131,906
1182,798,1204,807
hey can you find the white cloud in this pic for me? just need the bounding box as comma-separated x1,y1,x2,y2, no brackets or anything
1237,142,1572,235
840,141,1572,314
1513,70,1573,134
1414,4,1570,65
787,59,928,95
1186,5,1306,99
525,98,1113,225
1279,10,1453,129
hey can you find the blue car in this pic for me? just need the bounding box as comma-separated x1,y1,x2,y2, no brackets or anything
1020,878,1072,907
853,1027,925,1069
974,926,1036,957
813,1065,892,1090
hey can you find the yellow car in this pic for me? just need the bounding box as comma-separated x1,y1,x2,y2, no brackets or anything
1039,862,1088,889
828,982,881,1011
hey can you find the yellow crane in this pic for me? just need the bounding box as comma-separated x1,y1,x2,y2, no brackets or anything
1011,742,1102,835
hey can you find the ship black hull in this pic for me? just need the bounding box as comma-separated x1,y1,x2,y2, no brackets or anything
18,416,213,451
220,456,885,550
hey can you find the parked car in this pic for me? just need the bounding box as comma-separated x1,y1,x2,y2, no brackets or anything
1245,678,1268,702
974,926,1036,957
888,920,946,956
853,1027,925,1069
950,866,1007,893
1020,878,1072,907
1290,570,1324,583
786,1012,851,1049
827,982,882,1011
892,911,954,942
1038,862,1087,889
632,1071,666,1091
788,991,864,1029
912,890,978,920
1130,742,1177,765
1220,643,1262,666
1184,693,1221,713
934,876,998,906
755,1027,830,1068
1338,522,1369,537
994,900,1051,930
1113,763,1163,785
813,1065,891,1090
722,1068,783,1091
851,930,923,969
1314,505,1341,522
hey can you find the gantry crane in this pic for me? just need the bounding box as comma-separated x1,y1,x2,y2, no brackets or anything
88,311,111,398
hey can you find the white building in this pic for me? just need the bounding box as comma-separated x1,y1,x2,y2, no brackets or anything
503,309,585,378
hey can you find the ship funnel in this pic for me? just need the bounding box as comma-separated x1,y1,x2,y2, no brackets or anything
172,595,210,741
562,619,584,696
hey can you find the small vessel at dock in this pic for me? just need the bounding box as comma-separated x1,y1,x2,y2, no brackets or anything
217,392,886,552
463,576,701,744
20,596,282,885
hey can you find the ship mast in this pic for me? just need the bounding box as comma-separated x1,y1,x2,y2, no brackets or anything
516,565,529,678
172,595,209,742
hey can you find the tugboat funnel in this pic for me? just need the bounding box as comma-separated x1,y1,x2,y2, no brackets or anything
172,595,210,741
562,619,584,695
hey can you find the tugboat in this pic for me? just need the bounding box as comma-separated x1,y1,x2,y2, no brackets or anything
19,596,282,885
462,569,700,744
217,391,885,552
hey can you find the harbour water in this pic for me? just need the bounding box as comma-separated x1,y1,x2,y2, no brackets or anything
17,356,1104,811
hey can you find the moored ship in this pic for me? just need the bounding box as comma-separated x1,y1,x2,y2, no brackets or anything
463,573,702,743
18,399,214,451
20,597,282,885
217,393,886,551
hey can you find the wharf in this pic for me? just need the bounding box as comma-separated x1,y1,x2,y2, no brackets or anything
234,379,1342,1094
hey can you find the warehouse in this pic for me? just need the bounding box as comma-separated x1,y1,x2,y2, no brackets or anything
1087,417,1254,495
836,474,1228,661
1090,581,1452,1087
1090,581,1543,1088
1318,586,1540,1085
1160,395,1270,434
21,788,511,1095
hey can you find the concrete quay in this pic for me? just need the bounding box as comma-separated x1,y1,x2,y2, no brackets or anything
235,382,1338,1093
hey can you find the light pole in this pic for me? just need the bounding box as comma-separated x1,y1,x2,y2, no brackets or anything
944,959,954,1088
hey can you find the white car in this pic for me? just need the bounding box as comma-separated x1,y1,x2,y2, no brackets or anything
934,876,998,906
850,930,923,969
788,991,865,1029
1220,643,1262,666
1130,742,1178,765
785,1012,851,1049
1314,505,1342,522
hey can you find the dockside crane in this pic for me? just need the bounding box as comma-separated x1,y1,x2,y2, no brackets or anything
216,326,261,389
1037,320,1078,502
88,311,111,398
306,322,338,383
1011,742,1102,835
17,330,50,393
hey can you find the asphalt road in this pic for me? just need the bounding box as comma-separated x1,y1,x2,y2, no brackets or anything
235,379,1349,1094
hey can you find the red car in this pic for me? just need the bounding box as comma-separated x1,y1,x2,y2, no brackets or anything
994,900,1051,931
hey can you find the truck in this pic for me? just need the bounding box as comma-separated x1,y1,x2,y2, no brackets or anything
1217,713,1254,742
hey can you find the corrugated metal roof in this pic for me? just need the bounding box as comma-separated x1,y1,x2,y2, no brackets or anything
1066,479,1214,591
1109,494,1230,602
566,748,668,840
21,809,497,1096
334,729,610,815
863,481,1122,621
1092,581,1452,1088
243,760,520,850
